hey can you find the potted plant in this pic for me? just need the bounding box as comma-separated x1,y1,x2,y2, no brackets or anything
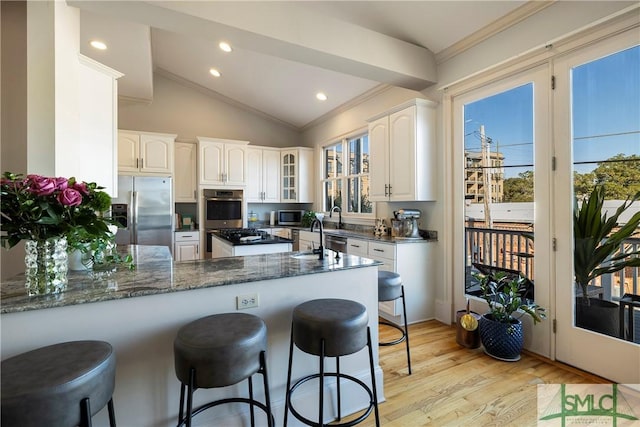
473,272,546,361
573,185,640,337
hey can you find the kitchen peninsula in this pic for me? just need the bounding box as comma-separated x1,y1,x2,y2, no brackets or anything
1,246,383,427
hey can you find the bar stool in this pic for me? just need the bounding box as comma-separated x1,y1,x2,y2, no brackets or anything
1,340,117,427
173,313,273,427
284,298,380,427
378,271,412,374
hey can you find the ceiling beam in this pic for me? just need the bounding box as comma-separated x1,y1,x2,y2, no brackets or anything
68,1,438,90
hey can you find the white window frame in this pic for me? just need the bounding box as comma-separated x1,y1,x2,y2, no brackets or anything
321,131,374,219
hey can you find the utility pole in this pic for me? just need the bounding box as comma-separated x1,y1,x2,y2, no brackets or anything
481,125,493,228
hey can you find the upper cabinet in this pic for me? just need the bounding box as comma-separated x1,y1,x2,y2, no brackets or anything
246,147,281,203
368,99,437,201
174,142,198,202
281,147,313,203
118,130,176,175
197,137,249,187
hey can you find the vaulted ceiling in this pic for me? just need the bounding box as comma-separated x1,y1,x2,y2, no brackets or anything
72,1,533,129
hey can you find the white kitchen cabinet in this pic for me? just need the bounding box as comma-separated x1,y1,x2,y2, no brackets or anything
368,98,437,201
281,148,313,203
298,230,319,252
346,236,434,324
174,231,200,261
246,147,280,202
174,142,197,202
118,131,176,175
198,137,249,186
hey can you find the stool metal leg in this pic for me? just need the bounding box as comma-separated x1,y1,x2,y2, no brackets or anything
319,338,325,427
367,327,381,427
80,397,92,427
178,384,185,425
259,351,274,427
401,285,412,375
107,398,117,427
284,327,295,427
248,376,256,427
186,367,195,427
336,356,341,421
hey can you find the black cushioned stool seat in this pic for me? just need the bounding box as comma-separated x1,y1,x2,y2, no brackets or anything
173,313,273,427
284,298,380,427
378,271,412,374
1,340,117,427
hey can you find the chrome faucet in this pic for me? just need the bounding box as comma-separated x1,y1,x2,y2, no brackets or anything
310,219,324,260
329,205,343,229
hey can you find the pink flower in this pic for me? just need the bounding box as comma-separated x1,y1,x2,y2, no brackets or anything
57,188,83,206
54,177,68,191
72,181,89,195
27,175,57,196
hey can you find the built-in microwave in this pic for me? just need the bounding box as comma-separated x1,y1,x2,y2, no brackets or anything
278,210,305,226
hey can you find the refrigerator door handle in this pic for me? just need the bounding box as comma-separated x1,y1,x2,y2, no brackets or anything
131,191,137,244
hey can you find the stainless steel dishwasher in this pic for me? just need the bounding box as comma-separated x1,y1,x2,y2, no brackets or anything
325,234,348,254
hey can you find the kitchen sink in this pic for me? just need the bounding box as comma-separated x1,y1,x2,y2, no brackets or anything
291,251,331,260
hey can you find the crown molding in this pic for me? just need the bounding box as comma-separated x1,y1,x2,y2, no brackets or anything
118,94,153,105
154,67,299,131
435,0,556,64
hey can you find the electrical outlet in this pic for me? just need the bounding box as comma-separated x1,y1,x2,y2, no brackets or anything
237,293,259,309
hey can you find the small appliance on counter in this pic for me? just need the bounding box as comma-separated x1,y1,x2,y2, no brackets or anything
393,209,422,239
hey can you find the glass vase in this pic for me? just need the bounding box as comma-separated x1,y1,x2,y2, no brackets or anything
24,236,68,296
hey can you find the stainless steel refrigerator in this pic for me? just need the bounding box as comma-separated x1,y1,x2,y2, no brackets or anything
111,176,173,249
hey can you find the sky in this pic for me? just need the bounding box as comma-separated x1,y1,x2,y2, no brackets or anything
464,44,640,178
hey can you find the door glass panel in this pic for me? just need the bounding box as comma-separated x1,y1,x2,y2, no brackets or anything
571,45,640,340
464,84,536,301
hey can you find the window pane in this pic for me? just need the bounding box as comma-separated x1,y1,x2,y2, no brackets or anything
347,177,359,213
324,143,342,179
361,177,372,213
463,83,535,300
571,46,640,340
349,138,361,175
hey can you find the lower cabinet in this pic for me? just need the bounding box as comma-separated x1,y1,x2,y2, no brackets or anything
298,230,319,252
174,231,200,261
346,237,434,324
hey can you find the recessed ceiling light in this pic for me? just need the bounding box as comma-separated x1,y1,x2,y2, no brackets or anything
316,92,328,101
209,68,221,77
219,42,232,53
90,40,107,50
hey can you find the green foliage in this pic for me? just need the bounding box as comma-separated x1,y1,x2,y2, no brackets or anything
473,271,546,325
301,211,316,227
573,185,640,302
503,154,639,202
503,170,534,202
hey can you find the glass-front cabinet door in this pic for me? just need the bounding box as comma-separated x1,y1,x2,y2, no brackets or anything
281,151,297,202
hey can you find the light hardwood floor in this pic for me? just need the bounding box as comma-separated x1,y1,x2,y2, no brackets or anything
342,320,609,427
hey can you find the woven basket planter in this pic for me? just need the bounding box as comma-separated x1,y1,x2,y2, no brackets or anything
479,313,524,361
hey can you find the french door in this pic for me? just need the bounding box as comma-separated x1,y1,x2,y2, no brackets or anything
554,31,640,383
452,65,553,358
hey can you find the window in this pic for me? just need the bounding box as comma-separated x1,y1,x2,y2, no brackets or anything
322,134,372,215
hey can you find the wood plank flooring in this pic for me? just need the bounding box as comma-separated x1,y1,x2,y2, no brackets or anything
339,320,608,427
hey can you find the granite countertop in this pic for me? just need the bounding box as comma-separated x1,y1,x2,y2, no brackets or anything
1,245,379,314
306,228,437,243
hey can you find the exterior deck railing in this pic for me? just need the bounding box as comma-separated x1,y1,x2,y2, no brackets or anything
464,227,639,299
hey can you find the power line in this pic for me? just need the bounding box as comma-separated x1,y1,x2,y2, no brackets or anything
574,130,640,141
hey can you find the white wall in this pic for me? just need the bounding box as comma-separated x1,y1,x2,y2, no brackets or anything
119,73,301,147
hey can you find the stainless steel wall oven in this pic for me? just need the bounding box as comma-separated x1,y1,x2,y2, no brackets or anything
204,189,243,255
